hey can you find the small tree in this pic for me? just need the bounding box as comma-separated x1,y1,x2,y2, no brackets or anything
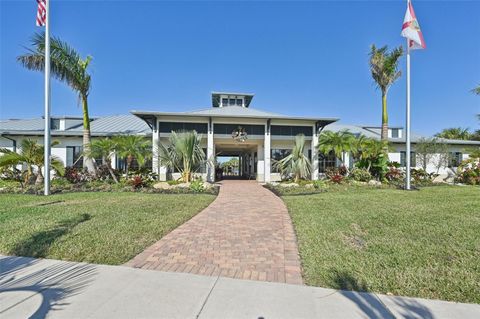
88,138,119,183
114,135,151,175
158,131,206,183
0,139,64,185
415,138,450,173
274,134,311,183
318,130,356,165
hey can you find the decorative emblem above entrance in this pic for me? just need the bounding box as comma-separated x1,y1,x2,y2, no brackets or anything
231,126,248,142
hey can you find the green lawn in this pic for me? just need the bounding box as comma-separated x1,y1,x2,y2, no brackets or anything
0,192,215,264
283,186,480,304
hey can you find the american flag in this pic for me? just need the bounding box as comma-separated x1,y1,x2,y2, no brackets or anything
36,0,46,26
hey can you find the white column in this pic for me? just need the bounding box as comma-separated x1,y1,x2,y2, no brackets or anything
311,125,319,180
152,120,160,179
264,121,271,182
207,118,215,182
257,144,265,182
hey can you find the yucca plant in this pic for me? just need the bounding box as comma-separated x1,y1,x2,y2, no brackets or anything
273,134,311,183
0,139,64,185
158,131,205,183
18,33,96,175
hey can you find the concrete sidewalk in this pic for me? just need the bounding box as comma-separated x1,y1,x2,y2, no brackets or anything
1,256,479,319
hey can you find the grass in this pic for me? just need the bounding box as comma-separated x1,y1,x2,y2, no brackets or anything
0,192,215,264
282,186,480,303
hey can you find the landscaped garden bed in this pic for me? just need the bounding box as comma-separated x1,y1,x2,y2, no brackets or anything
0,192,215,265
279,185,480,304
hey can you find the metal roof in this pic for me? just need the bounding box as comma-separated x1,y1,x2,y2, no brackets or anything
323,122,480,145
0,114,150,136
131,107,339,124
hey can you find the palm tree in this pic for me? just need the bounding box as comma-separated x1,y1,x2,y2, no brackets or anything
472,85,480,95
17,33,96,175
369,45,404,141
318,130,356,164
0,139,64,185
158,131,205,183
435,127,472,140
88,138,119,183
356,138,389,172
273,134,311,183
114,135,151,175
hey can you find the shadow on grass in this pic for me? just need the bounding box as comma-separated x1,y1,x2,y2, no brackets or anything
0,256,96,319
332,270,433,319
9,213,91,258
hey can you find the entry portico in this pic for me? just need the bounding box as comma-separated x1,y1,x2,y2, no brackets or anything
132,92,337,182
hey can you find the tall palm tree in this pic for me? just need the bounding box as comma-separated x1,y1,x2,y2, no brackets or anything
114,135,151,175
158,131,205,183
318,130,356,164
0,139,64,185
435,127,472,140
273,134,311,183
88,138,119,183
17,33,96,175
472,85,480,95
369,45,404,141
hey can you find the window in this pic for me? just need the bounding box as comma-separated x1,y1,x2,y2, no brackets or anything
229,99,236,106
400,151,416,167
159,122,208,134
213,124,265,136
391,128,399,138
271,125,313,137
236,99,243,106
271,149,291,173
51,119,60,130
450,152,462,167
319,151,336,173
66,146,82,168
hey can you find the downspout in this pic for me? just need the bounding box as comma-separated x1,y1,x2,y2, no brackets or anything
1,135,17,152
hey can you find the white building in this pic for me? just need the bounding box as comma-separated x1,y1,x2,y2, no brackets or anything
1,91,479,181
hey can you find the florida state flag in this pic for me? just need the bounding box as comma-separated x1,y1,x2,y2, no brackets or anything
401,0,426,50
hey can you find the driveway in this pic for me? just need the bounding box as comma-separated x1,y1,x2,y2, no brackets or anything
125,180,303,284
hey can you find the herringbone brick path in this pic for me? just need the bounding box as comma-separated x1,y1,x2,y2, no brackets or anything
125,180,303,284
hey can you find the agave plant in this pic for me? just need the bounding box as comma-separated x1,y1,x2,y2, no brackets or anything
158,131,206,183
0,139,64,185
273,134,311,183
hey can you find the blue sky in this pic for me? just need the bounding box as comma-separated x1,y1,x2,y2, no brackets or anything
1,0,479,135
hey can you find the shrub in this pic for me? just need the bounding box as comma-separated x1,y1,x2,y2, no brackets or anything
330,174,344,184
167,180,181,186
385,166,404,183
456,158,480,185
189,179,204,192
312,180,329,190
64,167,94,183
349,168,372,182
128,175,148,189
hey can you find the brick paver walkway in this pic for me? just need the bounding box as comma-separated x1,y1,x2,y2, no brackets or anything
125,180,303,284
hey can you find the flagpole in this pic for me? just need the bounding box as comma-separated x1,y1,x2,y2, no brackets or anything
44,0,51,196
405,40,411,190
